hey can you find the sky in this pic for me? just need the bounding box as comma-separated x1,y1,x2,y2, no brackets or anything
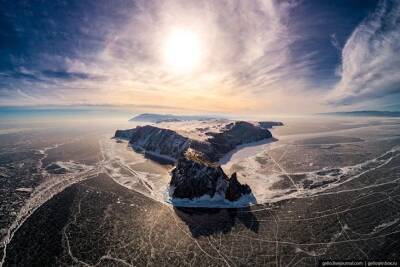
0,0,399,116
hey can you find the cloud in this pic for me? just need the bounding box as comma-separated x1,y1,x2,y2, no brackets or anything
94,0,305,91
330,34,341,52
328,0,400,105
1,0,325,114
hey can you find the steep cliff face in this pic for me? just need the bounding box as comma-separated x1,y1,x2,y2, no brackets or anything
169,158,251,201
170,157,228,199
225,173,252,201
128,125,190,161
114,129,137,140
115,125,191,161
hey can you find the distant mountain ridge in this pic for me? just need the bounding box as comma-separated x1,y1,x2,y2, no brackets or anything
321,111,400,117
129,113,220,123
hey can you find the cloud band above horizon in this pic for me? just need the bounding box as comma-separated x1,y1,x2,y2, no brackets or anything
0,0,398,114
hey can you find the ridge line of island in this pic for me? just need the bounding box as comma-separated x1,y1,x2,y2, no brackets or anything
114,114,283,205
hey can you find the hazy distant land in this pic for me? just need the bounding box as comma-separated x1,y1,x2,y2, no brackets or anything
321,110,400,117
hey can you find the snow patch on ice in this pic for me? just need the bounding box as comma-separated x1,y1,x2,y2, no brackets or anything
219,138,275,166
99,136,171,202
15,188,33,193
155,119,234,141
105,129,400,208
372,218,399,233
54,161,92,174
228,145,400,204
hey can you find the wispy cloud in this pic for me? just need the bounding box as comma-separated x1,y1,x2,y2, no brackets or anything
330,34,341,52
85,0,314,110
328,0,400,105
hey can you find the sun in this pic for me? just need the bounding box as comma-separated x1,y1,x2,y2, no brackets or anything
162,29,203,73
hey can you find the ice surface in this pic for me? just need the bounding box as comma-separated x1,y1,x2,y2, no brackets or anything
105,125,400,208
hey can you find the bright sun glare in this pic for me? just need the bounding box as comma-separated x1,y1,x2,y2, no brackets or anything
162,30,202,73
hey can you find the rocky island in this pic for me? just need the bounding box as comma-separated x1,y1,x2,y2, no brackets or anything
115,117,280,204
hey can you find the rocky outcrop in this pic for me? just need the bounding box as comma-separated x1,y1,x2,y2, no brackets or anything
114,129,137,140
170,157,228,199
114,120,275,203
170,157,251,201
225,173,251,201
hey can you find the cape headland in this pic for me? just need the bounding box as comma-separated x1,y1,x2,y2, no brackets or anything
115,116,282,205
